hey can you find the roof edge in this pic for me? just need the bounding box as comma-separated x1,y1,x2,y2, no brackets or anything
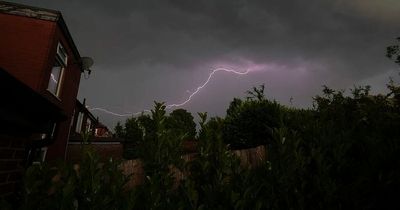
57,14,82,67
0,1,60,21
0,1,83,71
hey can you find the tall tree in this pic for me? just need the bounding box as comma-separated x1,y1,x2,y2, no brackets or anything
386,37,400,66
123,117,143,159
165,108,196,140
114,122,124,138
223,85,280,149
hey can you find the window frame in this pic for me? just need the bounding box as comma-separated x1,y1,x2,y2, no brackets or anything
75,112,84,133
32,147,48,165
47,42,68,98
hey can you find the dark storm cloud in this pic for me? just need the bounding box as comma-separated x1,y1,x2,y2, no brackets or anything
11,0,400,127
14,0,399,73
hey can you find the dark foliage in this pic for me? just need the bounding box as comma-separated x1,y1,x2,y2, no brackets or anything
165,108,196,140
223,85,282,149
9,45,400,209
386,37,400,65
9,82,400,209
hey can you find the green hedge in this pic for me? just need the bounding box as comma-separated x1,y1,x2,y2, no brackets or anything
4,82,400,209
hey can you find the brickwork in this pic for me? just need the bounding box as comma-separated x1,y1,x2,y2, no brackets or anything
0,13,56,91
43,26,84,161
0,134,28,197
0,1,85,198
0,11,83,161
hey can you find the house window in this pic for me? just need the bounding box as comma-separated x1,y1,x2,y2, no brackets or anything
40,123,57,139
32,147,47,165
56,42,68,64
76,112,84,133
47,43,67,97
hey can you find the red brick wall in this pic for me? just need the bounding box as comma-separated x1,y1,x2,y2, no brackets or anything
46,119,74,162
0,13,83,161
0,13,56,91
0,134,28,197
44,25,83,161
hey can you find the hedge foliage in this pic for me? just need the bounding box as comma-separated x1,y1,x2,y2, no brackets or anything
3,79,398,210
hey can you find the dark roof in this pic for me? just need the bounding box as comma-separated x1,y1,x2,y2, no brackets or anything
0,1,82,69
0,68,67,134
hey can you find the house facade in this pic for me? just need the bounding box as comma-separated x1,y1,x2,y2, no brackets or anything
95,123,112,138
0,1,86,161
0,1,91,197
66,100,121,163
69,99,98,139
0,68,67,197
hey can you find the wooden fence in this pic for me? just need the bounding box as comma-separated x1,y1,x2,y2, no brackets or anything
232,145,266,168
121,145,267,188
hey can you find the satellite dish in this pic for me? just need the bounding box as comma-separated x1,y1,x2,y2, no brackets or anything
81,57,94,71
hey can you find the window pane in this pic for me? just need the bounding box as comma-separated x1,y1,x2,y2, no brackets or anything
86,119,92,132
76,112,84,133
57,43,68,65
48,60,63,96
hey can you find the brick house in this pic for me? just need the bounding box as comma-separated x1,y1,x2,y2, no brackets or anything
69,99,98,139
0,1,88,161
0,1,89,197
67,100,122,163
0,68,68,197
95,123,112,138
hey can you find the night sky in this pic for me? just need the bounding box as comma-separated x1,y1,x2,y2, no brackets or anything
13,0,400,128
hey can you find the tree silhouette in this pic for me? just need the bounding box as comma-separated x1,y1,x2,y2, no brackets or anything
114,122,124,138
165,108,196,140
386,37,400,66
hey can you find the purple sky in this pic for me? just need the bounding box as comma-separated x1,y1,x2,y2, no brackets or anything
13,0,400,129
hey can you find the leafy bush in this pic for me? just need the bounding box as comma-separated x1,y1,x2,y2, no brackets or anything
128,102,185,209
21,144,131,210
122,118,143,159
223,85,283,149
234,84,400,210
179,113,243,209
165,108,196,140
9,79,400,210
118,105,196,160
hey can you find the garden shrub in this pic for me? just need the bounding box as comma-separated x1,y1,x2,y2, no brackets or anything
20,143,131,210
8,80,400,210
223,85,283,149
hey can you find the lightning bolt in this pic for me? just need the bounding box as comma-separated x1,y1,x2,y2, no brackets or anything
89,67,251,117
88,108,151,117
165,68,249,108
